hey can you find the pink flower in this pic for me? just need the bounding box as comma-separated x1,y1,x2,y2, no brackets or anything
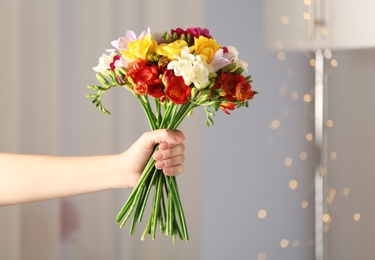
210,48,232,72
111,28,152,50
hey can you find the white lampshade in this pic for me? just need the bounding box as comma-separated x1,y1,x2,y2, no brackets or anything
264,0,375,51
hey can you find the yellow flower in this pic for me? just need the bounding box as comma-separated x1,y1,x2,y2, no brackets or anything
156,40,188,60
193,36,220,63
120,36,157,61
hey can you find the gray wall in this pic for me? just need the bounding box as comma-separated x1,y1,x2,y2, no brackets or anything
202,1,316,259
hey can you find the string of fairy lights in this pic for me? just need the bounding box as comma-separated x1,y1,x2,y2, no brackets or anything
256,1,361,259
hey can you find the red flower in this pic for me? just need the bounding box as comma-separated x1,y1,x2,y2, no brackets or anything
148,84,165,99
127,59,164,98
163,70,191,104
213,72,255,102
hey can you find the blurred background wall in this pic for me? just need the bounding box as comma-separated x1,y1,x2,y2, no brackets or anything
0,0,374,260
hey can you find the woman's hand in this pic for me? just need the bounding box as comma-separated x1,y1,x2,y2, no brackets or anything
118,129,186,188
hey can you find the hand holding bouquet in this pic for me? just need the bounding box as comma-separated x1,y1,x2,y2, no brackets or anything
87,27,257,242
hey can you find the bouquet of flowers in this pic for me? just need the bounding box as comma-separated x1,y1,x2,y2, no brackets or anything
87,27,257,242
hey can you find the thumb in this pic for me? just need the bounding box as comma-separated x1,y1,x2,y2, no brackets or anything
143,129,185,147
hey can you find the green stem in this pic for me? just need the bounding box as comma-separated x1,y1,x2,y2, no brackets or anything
141,214,153,241
135,94,157,130
119,182,146,229
165,176,189,240
116,98,196,241
155,99,162,128
169,103,198,130
115,155,156,222
151,170,164,239
138,166,159,223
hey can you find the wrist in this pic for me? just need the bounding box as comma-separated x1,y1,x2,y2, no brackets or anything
106,152,135,189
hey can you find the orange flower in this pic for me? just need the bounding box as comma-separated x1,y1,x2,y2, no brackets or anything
220,102,237,114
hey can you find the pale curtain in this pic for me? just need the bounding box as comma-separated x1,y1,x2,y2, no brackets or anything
0,0,204,259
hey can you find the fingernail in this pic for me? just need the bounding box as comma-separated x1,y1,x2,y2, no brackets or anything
154,153,163,160
156,161,165,169
175,134,185,142
163,168,172,175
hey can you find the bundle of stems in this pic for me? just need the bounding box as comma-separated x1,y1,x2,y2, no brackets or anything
115,94,198,242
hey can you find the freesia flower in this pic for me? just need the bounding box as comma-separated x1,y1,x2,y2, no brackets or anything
93,51,120,75
114,55,134,70
163,70,191,104
220,102,237,114
127,59,163,98
120,35,158,61
111,30,137,50
111,28,152,50
156,40,188,60
223,46,249,72
193,36,220,63
212,72,255,102
210,48,233,72
171,27,212,39
167,46,214,90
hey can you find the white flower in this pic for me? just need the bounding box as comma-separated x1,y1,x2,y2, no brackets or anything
225,46,248,72
115,55,133,70
167,47,214,90
93,51,118,75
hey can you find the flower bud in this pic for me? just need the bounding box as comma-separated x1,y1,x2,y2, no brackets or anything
187,33,192,46
96,73,111,87
234,67,244,75
173,32,178,41
197,94,210,104
166,33,172,43
222,62,236,72
180,33,186,41
108,70,116,81
206,116,214,126
190,87,198,100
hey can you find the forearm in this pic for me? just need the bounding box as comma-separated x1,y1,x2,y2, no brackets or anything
0,130,186,206
0,153,125,205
